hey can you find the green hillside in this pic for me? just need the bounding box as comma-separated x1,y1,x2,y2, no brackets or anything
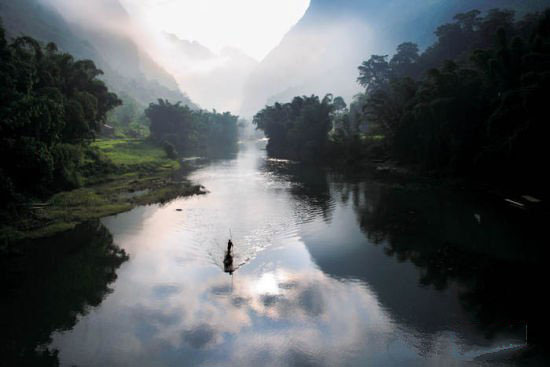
0,0,197,109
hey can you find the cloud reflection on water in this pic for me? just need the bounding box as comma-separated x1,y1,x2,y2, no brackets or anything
49,143,523,366
51,228,397,366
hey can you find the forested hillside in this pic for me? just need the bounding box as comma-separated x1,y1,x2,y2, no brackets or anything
241,0,549,117
0,0,196,109
0,24,121,203
146,100,239,157
0,23,233,240
254,8,550,196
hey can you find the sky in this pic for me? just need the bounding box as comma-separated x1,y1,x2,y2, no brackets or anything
42,0,311,111
34,0,550,115
43,0,380,113
119,0,310,61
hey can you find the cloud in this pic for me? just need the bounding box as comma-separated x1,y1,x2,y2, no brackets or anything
51,265,396,366
182,324,218,349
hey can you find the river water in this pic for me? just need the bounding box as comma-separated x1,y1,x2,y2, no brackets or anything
4,140,549,366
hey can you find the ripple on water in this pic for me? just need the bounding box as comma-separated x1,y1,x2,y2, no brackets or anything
45,141,537,367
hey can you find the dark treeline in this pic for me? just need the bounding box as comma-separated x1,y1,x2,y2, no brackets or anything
253,94,347,161
254,8,550,194
0,20,240,210
0,22,121,204
145,99,239,157
359,8,550,191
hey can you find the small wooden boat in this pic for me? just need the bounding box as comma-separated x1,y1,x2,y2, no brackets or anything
223,251,234,274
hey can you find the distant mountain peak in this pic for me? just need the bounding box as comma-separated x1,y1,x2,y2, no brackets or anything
162,32,216,60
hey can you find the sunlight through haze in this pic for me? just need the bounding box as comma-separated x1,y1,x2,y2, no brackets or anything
121,0,310,61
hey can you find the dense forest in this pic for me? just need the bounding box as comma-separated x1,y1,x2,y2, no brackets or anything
253,94,346,161
0,20,239,215
146,100,239,157
0,22,121,205
254,8,550,194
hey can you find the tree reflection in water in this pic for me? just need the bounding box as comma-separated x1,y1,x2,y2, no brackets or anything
352,180,550,345
266,158,550,348
262,159,334,224
0,221,128,366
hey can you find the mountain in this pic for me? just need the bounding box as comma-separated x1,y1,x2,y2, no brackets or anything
163,33,216,61
162,33,257,113
240,0,550,117
0,0,197,109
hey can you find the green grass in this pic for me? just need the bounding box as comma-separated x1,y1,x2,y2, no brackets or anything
2,138,204,243
362,134,385,141
92,139,178,168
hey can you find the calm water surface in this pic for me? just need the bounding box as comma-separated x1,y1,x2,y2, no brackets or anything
9,141,548,366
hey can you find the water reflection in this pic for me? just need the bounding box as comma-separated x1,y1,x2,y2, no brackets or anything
24,141,547,366
265,160,550,355
350,181,550,344
50,240,399,366
0,221,128,366
262,159,334,224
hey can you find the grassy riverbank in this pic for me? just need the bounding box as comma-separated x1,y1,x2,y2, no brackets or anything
0,139,205,244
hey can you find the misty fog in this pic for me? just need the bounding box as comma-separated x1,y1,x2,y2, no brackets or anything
20,0,549,117
36,0,310,113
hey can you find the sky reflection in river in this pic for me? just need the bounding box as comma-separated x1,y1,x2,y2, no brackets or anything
49,142,524,366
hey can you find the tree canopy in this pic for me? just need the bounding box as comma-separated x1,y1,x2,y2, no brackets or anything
145,99,239,156
357,8,550,192
254,8,550,195
253,95,345,161
0,22,121,203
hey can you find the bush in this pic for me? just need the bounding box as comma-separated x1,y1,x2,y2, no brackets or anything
52,144,84,190
162,141,178,159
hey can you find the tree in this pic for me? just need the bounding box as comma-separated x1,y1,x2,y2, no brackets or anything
145,99,239,156
353,7,550,193
390,42,420,78
357,55,390,92
0,23,121,202
253,94,341,161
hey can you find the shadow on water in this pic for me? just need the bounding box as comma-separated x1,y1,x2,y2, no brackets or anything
262,159,335,223
264,159,550,349
352,181,550,345
0,221,128,366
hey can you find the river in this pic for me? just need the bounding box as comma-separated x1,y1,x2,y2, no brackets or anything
3,140,549,366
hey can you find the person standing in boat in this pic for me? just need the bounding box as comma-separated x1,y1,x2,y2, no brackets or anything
224,239,234,274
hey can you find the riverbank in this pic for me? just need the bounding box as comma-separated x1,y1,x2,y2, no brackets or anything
330,153,549,215
0,139,206,246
